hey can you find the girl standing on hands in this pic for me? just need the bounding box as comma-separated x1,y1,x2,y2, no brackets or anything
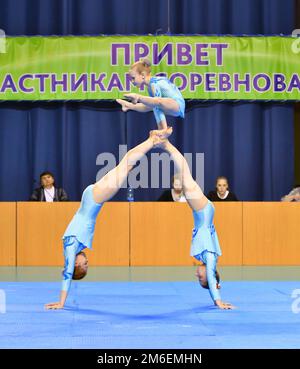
45,128,171,310
156,135,234,310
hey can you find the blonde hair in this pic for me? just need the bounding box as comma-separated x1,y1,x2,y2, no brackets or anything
130,58,151,75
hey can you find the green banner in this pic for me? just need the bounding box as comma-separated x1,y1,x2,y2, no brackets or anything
0,35,299,100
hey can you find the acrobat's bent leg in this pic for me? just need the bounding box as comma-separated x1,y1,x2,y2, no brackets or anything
125,94,181,117
116,99,153,113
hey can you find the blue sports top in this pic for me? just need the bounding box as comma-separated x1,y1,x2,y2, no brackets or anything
190,201,222,257
148,76,185,124
63,184,103,249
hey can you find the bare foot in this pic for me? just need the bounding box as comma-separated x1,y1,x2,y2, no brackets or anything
151,135,167,148
116,99,130,112
151,126,173,140
150,127,172,148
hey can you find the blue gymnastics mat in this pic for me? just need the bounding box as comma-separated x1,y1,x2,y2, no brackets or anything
0,281,299,349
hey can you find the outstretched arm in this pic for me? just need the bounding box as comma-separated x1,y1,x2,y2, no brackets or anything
205,252,221,304
123,92,164,108
45,238,78,310
124,83,168,129
204,253,234,309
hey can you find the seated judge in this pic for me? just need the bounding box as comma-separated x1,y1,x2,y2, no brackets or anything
30,171,69,202
281,185,300,202
206,176,238,202
158,174,187,202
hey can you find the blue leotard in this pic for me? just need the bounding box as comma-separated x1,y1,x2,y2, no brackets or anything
61,184,103,292
63,184,103,249
191,201,222,302
148,76,185,124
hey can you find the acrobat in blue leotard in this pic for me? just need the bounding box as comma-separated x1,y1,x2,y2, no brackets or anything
61,185,103,292
191,200,222,302
148,76,185,124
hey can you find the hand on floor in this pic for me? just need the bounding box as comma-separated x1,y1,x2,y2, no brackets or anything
45,302,64,310
215,300,235,310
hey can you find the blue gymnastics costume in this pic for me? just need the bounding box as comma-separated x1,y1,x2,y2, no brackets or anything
148,76,185,124
190,200,222,303
61,184,103,292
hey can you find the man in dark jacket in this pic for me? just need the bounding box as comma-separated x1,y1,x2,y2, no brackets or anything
30,171,68,202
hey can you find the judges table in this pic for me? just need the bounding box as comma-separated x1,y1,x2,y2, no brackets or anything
0,202,299,266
